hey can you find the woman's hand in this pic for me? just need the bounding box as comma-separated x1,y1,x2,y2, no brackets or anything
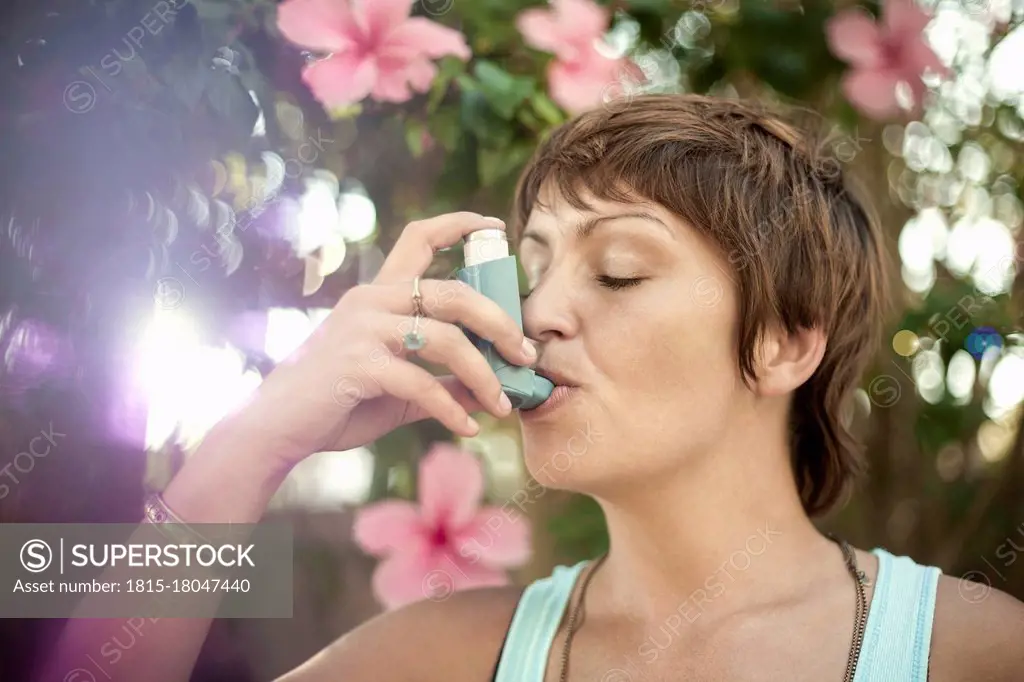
240,212,537,471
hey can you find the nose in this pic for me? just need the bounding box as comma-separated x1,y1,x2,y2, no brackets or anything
521,268,579,344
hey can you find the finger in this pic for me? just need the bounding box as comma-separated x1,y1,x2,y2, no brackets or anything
393,375,489,427
374,212,505,285
369,314,511,418
353,279,535,366
376,358,480,437
436,374,487,413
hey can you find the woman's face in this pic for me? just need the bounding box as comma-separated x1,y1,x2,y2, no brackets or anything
517,184,751,497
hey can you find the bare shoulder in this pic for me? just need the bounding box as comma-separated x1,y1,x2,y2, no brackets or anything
929,573,1024,682
274,585,522,682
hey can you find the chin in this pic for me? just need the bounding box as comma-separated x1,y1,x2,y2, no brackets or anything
518,403,716,498
517,386,615,491
519,401,606,492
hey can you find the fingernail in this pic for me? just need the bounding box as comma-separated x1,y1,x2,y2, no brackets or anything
521,339,537,361
482,216,506,228
467,415,480,434
498,392,512,415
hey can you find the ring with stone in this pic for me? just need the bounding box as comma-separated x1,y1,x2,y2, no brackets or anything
403,276,426,351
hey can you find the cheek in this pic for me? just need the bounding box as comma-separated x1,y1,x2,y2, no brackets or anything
587,278,740,419
520,280,741,490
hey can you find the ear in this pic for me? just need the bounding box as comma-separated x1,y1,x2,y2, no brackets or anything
753,324,827,397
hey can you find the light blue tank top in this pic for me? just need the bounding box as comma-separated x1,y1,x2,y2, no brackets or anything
493,548,942,681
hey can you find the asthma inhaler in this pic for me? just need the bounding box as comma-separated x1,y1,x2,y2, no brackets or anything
456,228,554,410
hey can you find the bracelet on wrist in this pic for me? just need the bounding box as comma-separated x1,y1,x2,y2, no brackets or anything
143,492,210,544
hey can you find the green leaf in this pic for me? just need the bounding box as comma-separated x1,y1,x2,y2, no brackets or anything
517,106,543,132
404,119,428,158
630,9,667,46
478,147,508,187
435,136,482,205
478,141,535,187
427,56,467,114
460,89,515,146
834,97,861,131
529,91,565,126
689,54,728,94
326,103,363,120
473,60,536,119
429,106,462,152
726,0,845,99
388,462,414,500
621,0,675,12
751,48,814,96
455,73,479,93
737,0,792,29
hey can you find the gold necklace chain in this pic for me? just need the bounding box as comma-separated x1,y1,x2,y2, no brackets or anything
558,535,869,682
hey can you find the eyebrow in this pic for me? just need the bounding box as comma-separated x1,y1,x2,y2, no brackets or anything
521,211,674,247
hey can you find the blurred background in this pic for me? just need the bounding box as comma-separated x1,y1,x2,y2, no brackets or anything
1,0,1022,679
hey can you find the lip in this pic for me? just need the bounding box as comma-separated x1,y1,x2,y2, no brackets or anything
534,367,579,388
520,385,579,418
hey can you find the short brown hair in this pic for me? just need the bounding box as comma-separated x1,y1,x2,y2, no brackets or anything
510,94,890,517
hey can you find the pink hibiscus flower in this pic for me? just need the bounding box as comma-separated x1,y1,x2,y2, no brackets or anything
516,0,644,114
277,0,471,109
826,0,951,120
353,443,532,610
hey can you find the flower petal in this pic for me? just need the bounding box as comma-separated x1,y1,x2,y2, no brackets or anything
425,552,511,599
370,60,416,102
904,77,930,118
452,505,532,568
842,69,903,121
446,555,513,591
901,38,950,78
616,57,647,86
302,53,378,108
354,0,415,43
516,9,569,56
418,444,483,529
825,9,885,68
552,0,610,48
883,0,932,40
352,499,426,557
405,58,439,94
277,0,357,52
383,17,472,61
371,552,433,610
372,550,510,610
547,56,623,114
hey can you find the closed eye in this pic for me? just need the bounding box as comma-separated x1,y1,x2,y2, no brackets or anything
596,275,645,290
521,276,646,299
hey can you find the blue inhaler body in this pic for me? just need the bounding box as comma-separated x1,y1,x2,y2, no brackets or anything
456,228,554,410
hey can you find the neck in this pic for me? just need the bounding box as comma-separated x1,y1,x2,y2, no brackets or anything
588,423,838,623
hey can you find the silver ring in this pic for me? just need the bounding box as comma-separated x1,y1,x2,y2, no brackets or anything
403,277,426,351
411,276,424,316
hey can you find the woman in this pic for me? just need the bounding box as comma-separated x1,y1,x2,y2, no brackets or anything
45,95,1023,681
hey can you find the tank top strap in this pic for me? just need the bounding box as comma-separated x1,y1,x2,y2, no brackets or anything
854,547,942,682
492,560,589,682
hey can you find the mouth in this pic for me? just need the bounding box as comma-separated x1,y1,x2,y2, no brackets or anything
534,367,579,389
520,384,579,417
522,367,581,417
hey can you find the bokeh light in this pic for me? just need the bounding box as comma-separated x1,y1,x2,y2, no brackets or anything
271,448,375,509
135,307,261,451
